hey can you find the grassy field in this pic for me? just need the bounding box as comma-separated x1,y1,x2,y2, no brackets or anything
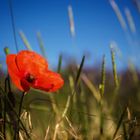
0,46,140,140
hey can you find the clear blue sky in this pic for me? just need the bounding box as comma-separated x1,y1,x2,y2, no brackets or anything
0,0,140,70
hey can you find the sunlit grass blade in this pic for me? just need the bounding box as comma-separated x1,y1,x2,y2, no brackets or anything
99,55,106,136
61,75,74,119
110,46,119,89
52,56,85,139
99,54,106,97
44,125,50,140
19,31,33,51
68,5,75,38
64,116,79,139
52,75,74,140
124,7,136,33
81,74,100,102
109,0,127,31
37,32,47,58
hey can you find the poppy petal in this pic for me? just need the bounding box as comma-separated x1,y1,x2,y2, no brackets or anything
16,50,48,76
33,70,64,92
6,54,24,91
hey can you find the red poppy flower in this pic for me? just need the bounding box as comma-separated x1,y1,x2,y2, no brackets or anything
6,50,64,92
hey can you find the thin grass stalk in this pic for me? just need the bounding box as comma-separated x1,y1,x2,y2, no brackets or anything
4,75,17,140
52,123,59,140
37,32,47,58
53,56,85,139
109,0,127,31
4,47,16,139
27,112,32,131
19,131,24,140
49,54,63,116
78,82,89,138
123,123,128,140
110,47,119,89
68,5,75,38
16,92,25,140
126,107,131,121
8,0,19,52
3,49,8,139
4,77,15,140
99,55,106,136
4,75,13,140
75,56,85,85
64,127,79,139
57,54,62,73
62,55,85,118
112,106,127,140
0,87,30,139
99,55,106,97
65,116,77,137
19,31,33,51
44,126,50,140
81,74,100,102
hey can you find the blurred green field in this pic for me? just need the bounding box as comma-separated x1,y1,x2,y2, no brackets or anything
0,47,140,140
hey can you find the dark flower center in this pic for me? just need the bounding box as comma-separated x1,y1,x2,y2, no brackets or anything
25,73,35,83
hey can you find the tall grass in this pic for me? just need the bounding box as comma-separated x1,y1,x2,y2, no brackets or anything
0,43,140,140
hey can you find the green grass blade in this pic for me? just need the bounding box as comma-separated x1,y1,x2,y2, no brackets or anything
57,54,62,73
75,56,85,85
0,87,31,139
81,74,100,102
59,56,85,120
112,106,127,140
110,46,119,88
99,54,106,97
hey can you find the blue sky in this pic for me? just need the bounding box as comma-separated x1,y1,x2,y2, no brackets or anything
0,0,140,70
